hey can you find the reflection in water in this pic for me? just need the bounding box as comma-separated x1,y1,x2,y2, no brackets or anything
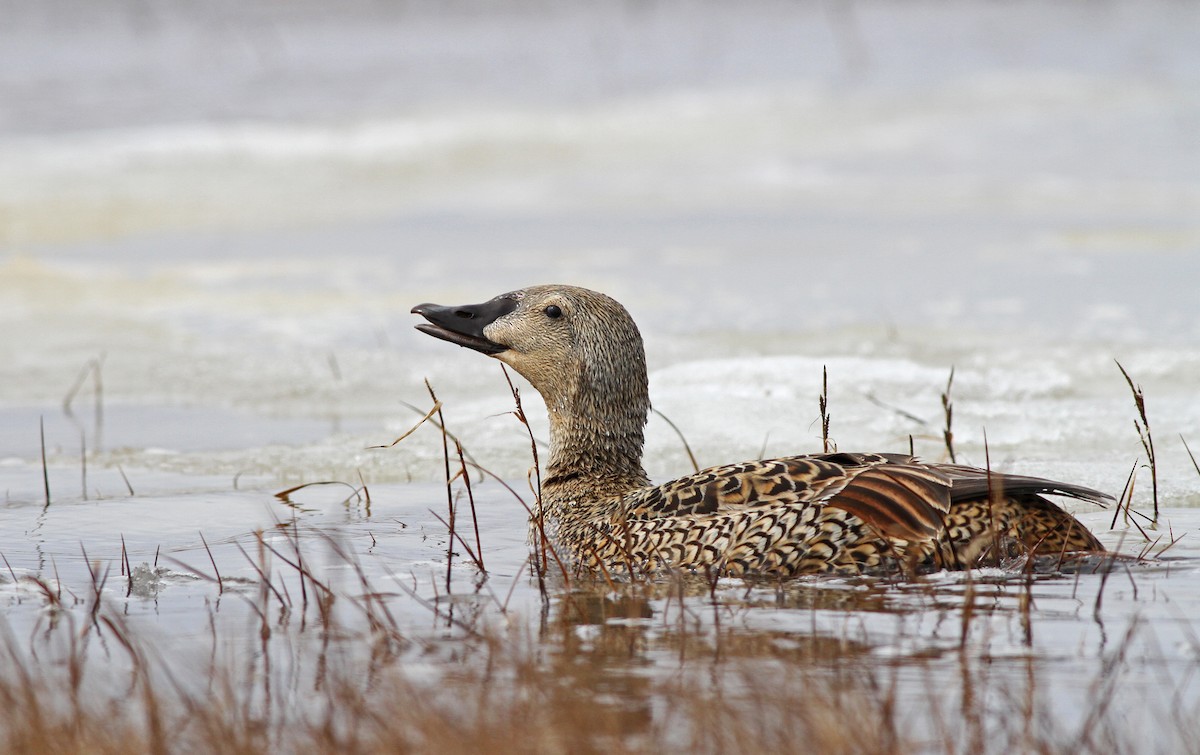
1,488,1199,751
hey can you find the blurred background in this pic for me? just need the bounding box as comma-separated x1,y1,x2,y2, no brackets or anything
1,0,1197,492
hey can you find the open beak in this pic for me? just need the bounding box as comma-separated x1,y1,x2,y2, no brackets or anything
411,296,518,355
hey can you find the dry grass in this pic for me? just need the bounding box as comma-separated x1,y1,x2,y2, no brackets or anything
3,519,1198,755
5,367,1197,755
2,579,1195,755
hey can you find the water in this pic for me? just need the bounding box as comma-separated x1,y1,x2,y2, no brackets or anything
1,0,1199,749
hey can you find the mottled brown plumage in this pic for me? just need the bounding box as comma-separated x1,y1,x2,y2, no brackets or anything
413,284,1108,577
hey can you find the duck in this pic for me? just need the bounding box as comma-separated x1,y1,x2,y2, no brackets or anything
412,284,1108,576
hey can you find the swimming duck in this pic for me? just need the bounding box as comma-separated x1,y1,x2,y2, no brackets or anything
413,284,1107,576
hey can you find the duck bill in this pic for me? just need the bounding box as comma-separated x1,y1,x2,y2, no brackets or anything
411,298,517,355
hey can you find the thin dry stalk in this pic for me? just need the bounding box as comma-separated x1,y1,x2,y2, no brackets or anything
1072,617,1141,753
1124,503,1154,544
1116,360,1158,521
1111,459,1139,530
40,416,51,510
79,429,87,501
1136,536,1163,562
959,571,976,650
162,555,269,627
429,509,484,573
29,575,63,610
384,567,480,637
501,366,550,580
356,469,372,508
233,540,289,614
461,458,573,591
121,535,133,598
80,544,109,632
322,536,403,639
982,430,1003,568
455,440,485,572
819,365,833,453
117,464,135,496
863,391,928,426
1093,549,1122,618
1152,526,1186,558
112,619,168,752
501,555,531,613
274,480,364,504
1019,566,1035,647
367,400,442,449
393,400,484,479
423,380,457,594
2,554,18,585
258,527,337,627
62,354,105,452
942,367,956,463
1182,435,1200,480
652,408,700,472
199,532,223,596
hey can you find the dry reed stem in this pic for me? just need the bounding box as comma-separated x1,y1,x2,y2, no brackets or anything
500,365,551,580
366,399,442,449
62,354,105,454
1182,435,1200,480
819,365,833,453
982,430,1003,569
116,465,135,496
1110,459,1139,530
422,379,459,594
394,399,484,476
234,540,288,613
120,535,132,597
199,532,223,596
274,480,364,504
1116,360,1159,522
40,416,50,510
79,429,87,501
429,509,484,573
455,439,485,572
652,407,701,472
1151,526,1186,558
863,391,928,426
355,469,372,508
941,366,956,463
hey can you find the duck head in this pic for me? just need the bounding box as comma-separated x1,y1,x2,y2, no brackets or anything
412,285,648,418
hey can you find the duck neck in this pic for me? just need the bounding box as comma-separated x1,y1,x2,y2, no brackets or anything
540,382,651,504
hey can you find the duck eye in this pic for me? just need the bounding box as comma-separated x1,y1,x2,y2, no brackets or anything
544,305,563,319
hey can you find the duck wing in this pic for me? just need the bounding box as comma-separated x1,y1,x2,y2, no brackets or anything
936,463,1111,506
625,452,951,544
